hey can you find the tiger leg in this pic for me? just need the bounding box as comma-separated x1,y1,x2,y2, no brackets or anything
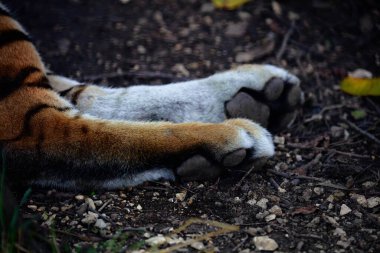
48,65,302,132
2,88,274,190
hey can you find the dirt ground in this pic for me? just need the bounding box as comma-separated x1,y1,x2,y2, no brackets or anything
8,0,380,252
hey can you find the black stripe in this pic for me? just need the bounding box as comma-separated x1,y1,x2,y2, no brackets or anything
71,85,87,105
59,87,75,97
1,104,72,142
0,6,11,17
0,29,32,48
27,76,53,90
0,66,42,100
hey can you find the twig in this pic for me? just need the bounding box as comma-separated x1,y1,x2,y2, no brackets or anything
232,235,248,252
293,233,323,240
366,97,380,116
276,21,296,60
287,143,371,159
304,104,344,123
293,153,322,173
83,71,188,82
98,199,112,212
269,177,286,192
267,169,325,182
234,165,256,189
343,119,380,145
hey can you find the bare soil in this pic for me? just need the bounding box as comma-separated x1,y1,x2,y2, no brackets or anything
7,0,380,252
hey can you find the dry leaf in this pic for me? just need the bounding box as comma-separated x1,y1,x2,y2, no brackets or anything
212,0,251,10
340,77,380,96
291,206,317,215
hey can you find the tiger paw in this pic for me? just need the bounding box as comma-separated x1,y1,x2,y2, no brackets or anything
211,64,303,132
175,118,274,181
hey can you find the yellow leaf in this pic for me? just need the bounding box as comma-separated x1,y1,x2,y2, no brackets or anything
212,0,251,10
340,77,380,96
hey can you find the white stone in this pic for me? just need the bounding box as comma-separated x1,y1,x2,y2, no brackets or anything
256,198,269,210
265,214,276,222
81,211,98,224
75,195,85,201
94,219,107,229
333,227,347,238
253,236,278,251
367,197,380,208
340,204,352,216
350,193,368,207
27,205,37,211
175,192,186,202
269,205,282,215
191,241,205,250
247,199,257,206
136,204,143,211
85,197,96,211
146,235,167,246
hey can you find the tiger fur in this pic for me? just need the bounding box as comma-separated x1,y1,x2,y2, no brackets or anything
0,2,282,190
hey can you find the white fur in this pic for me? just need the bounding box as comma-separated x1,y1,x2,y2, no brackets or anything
31,168,175,190
49,64,299,124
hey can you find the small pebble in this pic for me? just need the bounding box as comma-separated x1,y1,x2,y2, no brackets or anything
94,219,107,229
367,197,380,208
265,214,276,222
340,204,352,216
146,235,167,246
247,199,257,206
269,205,282,215
191,241,205,250
256,198,269,209
253,236,278,251
75,195,85,201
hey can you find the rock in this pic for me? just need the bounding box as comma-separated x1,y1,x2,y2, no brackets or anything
256,211,269,220
94,200,103,207
253,236,278,251
348,69,373,79
306,217,320,228
61,204,73,212
269,205,282,215
362,181,377,189
367,197,380,208
136,204,143,211
340,204,352,216
295,154,302,161
265,214,276,222
273,136,285,145
256,198,269,210
146,235,167,246
313,187,323,196
175,192,186,202
191,241,205,250
333,227,347,238
77,203,88,216
350,193,368,207
247,199,257,206
81,211,98,224
225,22,247,37
85,197,96,211
271,1,282,16
27,205,37,211
75,194,85,201
330,126,344,138
94,219,107,229
302,188,313,201
337,240,351,248
322,214,339,227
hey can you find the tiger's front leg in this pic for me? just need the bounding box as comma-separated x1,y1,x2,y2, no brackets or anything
2,90,273,190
